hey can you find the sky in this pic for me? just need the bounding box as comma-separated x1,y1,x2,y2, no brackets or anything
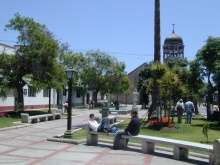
0,0,220,72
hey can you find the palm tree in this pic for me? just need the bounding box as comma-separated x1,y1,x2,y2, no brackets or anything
149,0,161,120
154,0,161,62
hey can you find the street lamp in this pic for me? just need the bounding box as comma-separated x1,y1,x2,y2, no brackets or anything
64,67,75,138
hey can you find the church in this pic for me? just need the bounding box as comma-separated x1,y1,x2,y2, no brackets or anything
116,26,185,105
163,25,184,62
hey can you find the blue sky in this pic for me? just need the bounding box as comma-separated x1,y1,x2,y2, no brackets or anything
0,0,220,72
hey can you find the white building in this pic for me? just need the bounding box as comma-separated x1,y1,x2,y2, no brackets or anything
0,42,106,113
0,43,59,112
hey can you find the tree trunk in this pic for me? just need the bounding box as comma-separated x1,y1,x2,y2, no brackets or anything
148,0,161,121
93,90,98,107
194,100,199,115
218,86,220,111
15,83,24,112
206,74,212,120
154,0,161,62
148,81,159,120
48,88,51,113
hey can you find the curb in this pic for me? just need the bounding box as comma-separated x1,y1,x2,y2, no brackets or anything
47,137,85,145
47,128,85,144
0,123,33,132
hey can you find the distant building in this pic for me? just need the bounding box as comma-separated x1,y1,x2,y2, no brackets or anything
0,43,16,54
116,63,148,104
163,26,184,62
0,42,105,112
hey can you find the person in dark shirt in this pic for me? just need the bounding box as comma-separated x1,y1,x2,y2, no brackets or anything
113,110,140,149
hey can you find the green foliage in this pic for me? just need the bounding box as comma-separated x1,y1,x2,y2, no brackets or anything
196,36,220,117
0,13,64,111
187,60,204,102
84,50,129,95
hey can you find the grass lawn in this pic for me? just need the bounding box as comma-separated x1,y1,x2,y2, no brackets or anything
71,117,220,144
0,109,52,129
0,117,20,128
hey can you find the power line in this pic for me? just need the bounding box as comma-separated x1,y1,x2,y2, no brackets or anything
73,48,153,57
0,39,154,58
0,39,17,44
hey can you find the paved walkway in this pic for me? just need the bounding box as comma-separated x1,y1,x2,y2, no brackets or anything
0,109,208,165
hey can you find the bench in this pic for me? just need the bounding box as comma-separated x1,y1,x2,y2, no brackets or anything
21,113,61,123
86,131,220,164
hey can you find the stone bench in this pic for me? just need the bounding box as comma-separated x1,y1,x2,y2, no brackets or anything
86,131,220,164
21,113,61,123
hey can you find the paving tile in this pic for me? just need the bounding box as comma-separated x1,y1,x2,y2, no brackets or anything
8,148,54,158
0,139,34,147
15,135,44,142
95,154,145,165
109,149,143,155
29,141,70,151
150,156,192,165
37,159,85,165
0,155,33,165
49,151,97,162
67,144,108,153
0,145,15,153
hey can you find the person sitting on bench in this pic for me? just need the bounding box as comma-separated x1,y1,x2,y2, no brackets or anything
88,113,119,133
113,110,140,149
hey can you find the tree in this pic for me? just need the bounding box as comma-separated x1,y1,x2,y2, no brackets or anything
196,37,220,119
0,13,62,112
186,60,204,114
138,69,149,109
84,50,129,105
63,51,89,105
139,62,185,122
149,0,161,120
105,62,129,97
139,63,166,119
160,69,184,122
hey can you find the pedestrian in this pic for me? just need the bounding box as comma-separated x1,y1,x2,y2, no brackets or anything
113,110,140,149
63,101,68,114
184,98,195,124
175,99,184,123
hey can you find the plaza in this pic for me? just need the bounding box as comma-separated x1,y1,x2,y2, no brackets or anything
0,0,220,164
0,109,209,165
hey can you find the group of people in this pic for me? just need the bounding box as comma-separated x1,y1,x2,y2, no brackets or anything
175,98,195,124
88,110,141,149
87,98,195,149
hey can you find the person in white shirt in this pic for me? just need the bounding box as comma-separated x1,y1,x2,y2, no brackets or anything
88,114,101,132
88,114,119,133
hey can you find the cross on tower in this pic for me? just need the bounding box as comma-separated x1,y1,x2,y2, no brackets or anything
172,24,175,33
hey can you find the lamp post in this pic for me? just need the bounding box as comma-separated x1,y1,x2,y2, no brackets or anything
64,67,74,138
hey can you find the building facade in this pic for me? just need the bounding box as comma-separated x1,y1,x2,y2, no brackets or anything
116,63,148,104
0,43,105,112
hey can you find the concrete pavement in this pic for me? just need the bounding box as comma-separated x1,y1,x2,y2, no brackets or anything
0,109,208,165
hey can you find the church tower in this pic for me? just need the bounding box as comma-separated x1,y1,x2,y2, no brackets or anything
163,25,184,62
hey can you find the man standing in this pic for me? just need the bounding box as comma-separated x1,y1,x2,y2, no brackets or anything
185,99,195,124
113,110,140,149
175,99,184,123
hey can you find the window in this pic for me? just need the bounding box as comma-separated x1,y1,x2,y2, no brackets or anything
28,86,36,97
43,89,50,97
23,89,27,96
